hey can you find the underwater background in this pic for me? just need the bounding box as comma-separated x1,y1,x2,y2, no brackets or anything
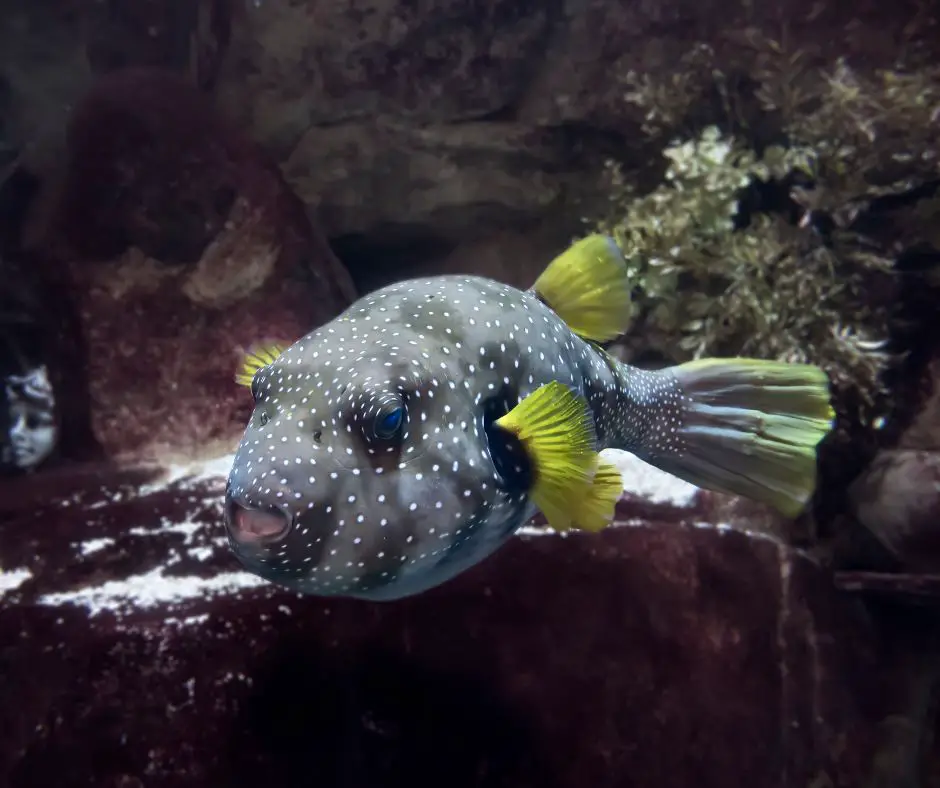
1,0,940,785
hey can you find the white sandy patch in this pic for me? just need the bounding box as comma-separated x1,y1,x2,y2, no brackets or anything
600,448,700,506
127,516,205,543
42,457,257,621
691,519,784,543
164,613,211,628
76,537,116,556
49,454,234,512
37,566,269,617
515,524,556,536
0,567,32,595
136,453,234,497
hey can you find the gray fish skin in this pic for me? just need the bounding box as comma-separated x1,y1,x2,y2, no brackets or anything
224,274,680,601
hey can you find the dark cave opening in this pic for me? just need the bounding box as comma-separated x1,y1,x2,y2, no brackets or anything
330,226,458,295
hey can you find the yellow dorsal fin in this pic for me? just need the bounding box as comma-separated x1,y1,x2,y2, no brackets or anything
531,234,633,343
235,342,288,387
494,381,598,532
571,457,624,533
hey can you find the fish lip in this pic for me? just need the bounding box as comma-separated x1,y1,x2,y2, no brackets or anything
224,497,292,545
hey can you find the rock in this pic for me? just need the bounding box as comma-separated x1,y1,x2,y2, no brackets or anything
212,0,554,138
896,357,940,452
0,450,932,787
847,357,940,572
282,120,571,244
4,0,935,289
0,1,91,169
848,449,940,570
207,0,932,253
14,68,356,466
83,0,231,89
835,571,940,606
1,0,230,171
211,0,618,247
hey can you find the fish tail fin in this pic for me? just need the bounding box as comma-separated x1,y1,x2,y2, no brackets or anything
655,358,835,517
532,234,633,343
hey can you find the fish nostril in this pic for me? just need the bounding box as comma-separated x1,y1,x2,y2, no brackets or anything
313,430,322,443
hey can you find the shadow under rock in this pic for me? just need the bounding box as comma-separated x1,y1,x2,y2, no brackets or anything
220,640,557,788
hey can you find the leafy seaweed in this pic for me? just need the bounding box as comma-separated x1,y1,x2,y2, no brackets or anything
587,41,940,430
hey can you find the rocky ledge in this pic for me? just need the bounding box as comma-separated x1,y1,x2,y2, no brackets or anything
1,452,934,788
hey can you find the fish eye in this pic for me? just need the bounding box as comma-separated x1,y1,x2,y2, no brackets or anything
373,404,404,440
259,411,269,426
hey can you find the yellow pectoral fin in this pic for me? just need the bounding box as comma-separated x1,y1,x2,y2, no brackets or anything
495,381,599,532
571,457,624,533
235,342,287,387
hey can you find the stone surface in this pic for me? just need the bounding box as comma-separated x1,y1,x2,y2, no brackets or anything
835,571,940,606
208,0,935,250
0,451,932,788
848,449,940,570
0,1,91,170
6,0,933,285
847,357,940,573
83,0,231,89
4,68,356,468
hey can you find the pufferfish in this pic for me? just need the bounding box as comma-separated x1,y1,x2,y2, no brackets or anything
223,235,834,601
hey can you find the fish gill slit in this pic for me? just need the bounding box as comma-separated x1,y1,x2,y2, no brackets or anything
481,383,533,496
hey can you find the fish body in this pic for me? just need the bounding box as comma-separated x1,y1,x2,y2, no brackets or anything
224,236,834,600
226,275,610,598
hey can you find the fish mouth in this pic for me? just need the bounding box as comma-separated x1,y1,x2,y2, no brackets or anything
224,499,291,545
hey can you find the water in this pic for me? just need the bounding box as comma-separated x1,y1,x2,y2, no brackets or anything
1,0,939,785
